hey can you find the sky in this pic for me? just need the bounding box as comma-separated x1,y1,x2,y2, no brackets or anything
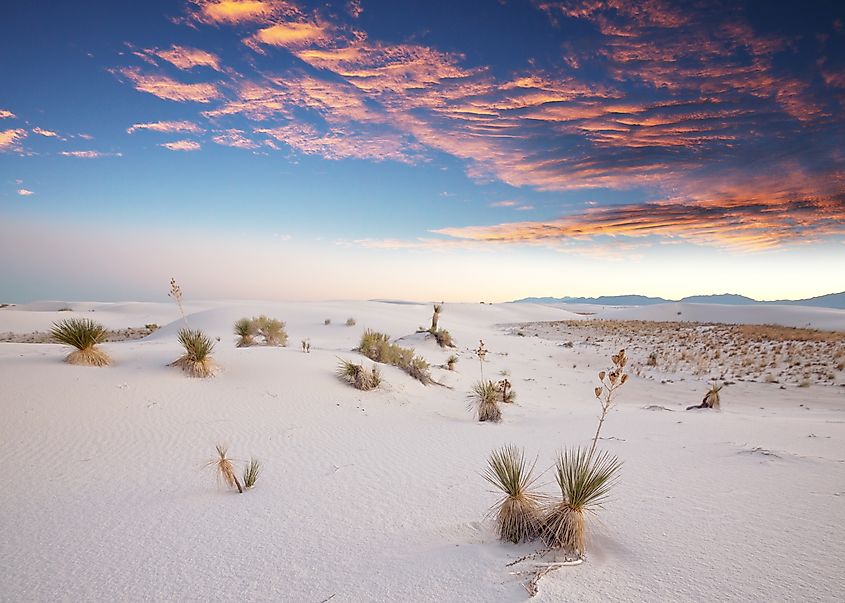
1,0,844,303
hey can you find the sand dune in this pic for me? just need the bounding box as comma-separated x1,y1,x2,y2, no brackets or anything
1,300,843,601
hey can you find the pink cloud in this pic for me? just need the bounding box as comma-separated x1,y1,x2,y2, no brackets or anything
0,110,15,119
0,128,27,152
17,188,34,196
150,45,222,71
159,140,201,151
127,120,204,134
60,150,123,158
118,68,221,103
32,127,59,137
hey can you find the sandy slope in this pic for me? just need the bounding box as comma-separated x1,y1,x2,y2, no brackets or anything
1,301,843,602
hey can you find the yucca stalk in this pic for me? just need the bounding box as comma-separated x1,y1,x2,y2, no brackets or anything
543,447,621,556
430,303,442,332
234,318,257,347
484,445,544,543
207,445,243,493
50,318,111,366
468,379,502,422
243,458,261,489
171,328,217,377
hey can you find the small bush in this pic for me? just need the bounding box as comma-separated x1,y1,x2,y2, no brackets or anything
543,447,621,556
357,330,432,384
324,318,331,325
432,328,455,348
255,315,287,346
468,380,502,422
337,358,382,390
484,445,544,543
50,318,111,366
446,354,458,370
346,317,357,327
171,328,217,377
234,318,258,347
207,444,242,493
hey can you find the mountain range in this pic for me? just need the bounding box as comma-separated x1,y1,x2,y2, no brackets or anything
513,291,845,310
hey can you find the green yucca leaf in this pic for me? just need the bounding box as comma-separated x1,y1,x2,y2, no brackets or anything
50,318,108,350
555,447,622,512
177,328,215,361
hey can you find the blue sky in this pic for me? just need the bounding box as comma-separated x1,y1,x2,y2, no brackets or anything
1,0,844,302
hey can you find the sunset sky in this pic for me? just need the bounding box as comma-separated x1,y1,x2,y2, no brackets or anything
1,0,844,302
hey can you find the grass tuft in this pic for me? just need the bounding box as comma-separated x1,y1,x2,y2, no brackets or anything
171,328,217,377
357,330,433,385
207,444,243,493
243,458,261,489
468,380,502,422
50,318,111,366
483,445,544,543
543,447,621,556
337,358,382,390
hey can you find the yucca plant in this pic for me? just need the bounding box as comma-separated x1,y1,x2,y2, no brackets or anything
358,329,392,361
358,330,432,385
345,317,356,327
234,318,257,347
543,447,622,556
498,378,516,403
243,458,261,489
171,328,217,377
337,358,381,390
207,444,243,493
407,355,433,385
433,329,455,348
255,315,287,346
484,445,544,543
446,354,459,371
50,318,111,366
687,382,723,410
430,303,442,332
468,380,502,422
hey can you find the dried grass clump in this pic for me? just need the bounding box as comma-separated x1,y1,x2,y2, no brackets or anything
324,318,332,325
243,458,261,489
337,358,382,390
255,315,288,346
357,329,433,385
498,378,516,403
432,329,455,348
346,317,357,327
208,444,243,493
484,445,544,543
687,382,723,410
468,380,502,422
234,318,257,347
50,318,111,366
171,328,217,377
543,448,621,556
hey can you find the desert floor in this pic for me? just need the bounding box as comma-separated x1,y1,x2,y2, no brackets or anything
1,299,844,602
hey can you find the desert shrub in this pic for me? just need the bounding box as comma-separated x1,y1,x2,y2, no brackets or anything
432,329,455,348
498,378,516,403
337,358,382,390
50,318,111,366
346,317,357,327
543,447,621,556
243,458,261,489
484,445,544,543
446,354,458,370
234,317,258,347
468,380,502,422
171,328,217,377
255,315,287,346
324,318,331,325
357,330,432,385
145,323,159,331
646,352,657,367
208,444,242,493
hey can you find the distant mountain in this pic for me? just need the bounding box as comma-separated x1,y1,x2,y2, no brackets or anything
679,294,757,305
512,291,845,310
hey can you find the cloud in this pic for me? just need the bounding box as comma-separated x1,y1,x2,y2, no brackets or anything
150,45,221,71
17,188,34,196
159,140,201,151
32,127,59,137
252,22,330,48
127,120,204,134
190,0,287,24
0,128,27,152
118,68,221,103
60,150,123,158
0,110,15,119
211,129,259,149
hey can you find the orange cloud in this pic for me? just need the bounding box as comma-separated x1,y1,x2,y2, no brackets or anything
127,120,203,134
0,110,15,119
191,0,280,24
119,68,221,103
253,21,329,47
151,45,221,71
159,140,201,151
0,128,27,152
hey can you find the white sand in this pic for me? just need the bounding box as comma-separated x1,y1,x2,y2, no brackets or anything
1,300,843,601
